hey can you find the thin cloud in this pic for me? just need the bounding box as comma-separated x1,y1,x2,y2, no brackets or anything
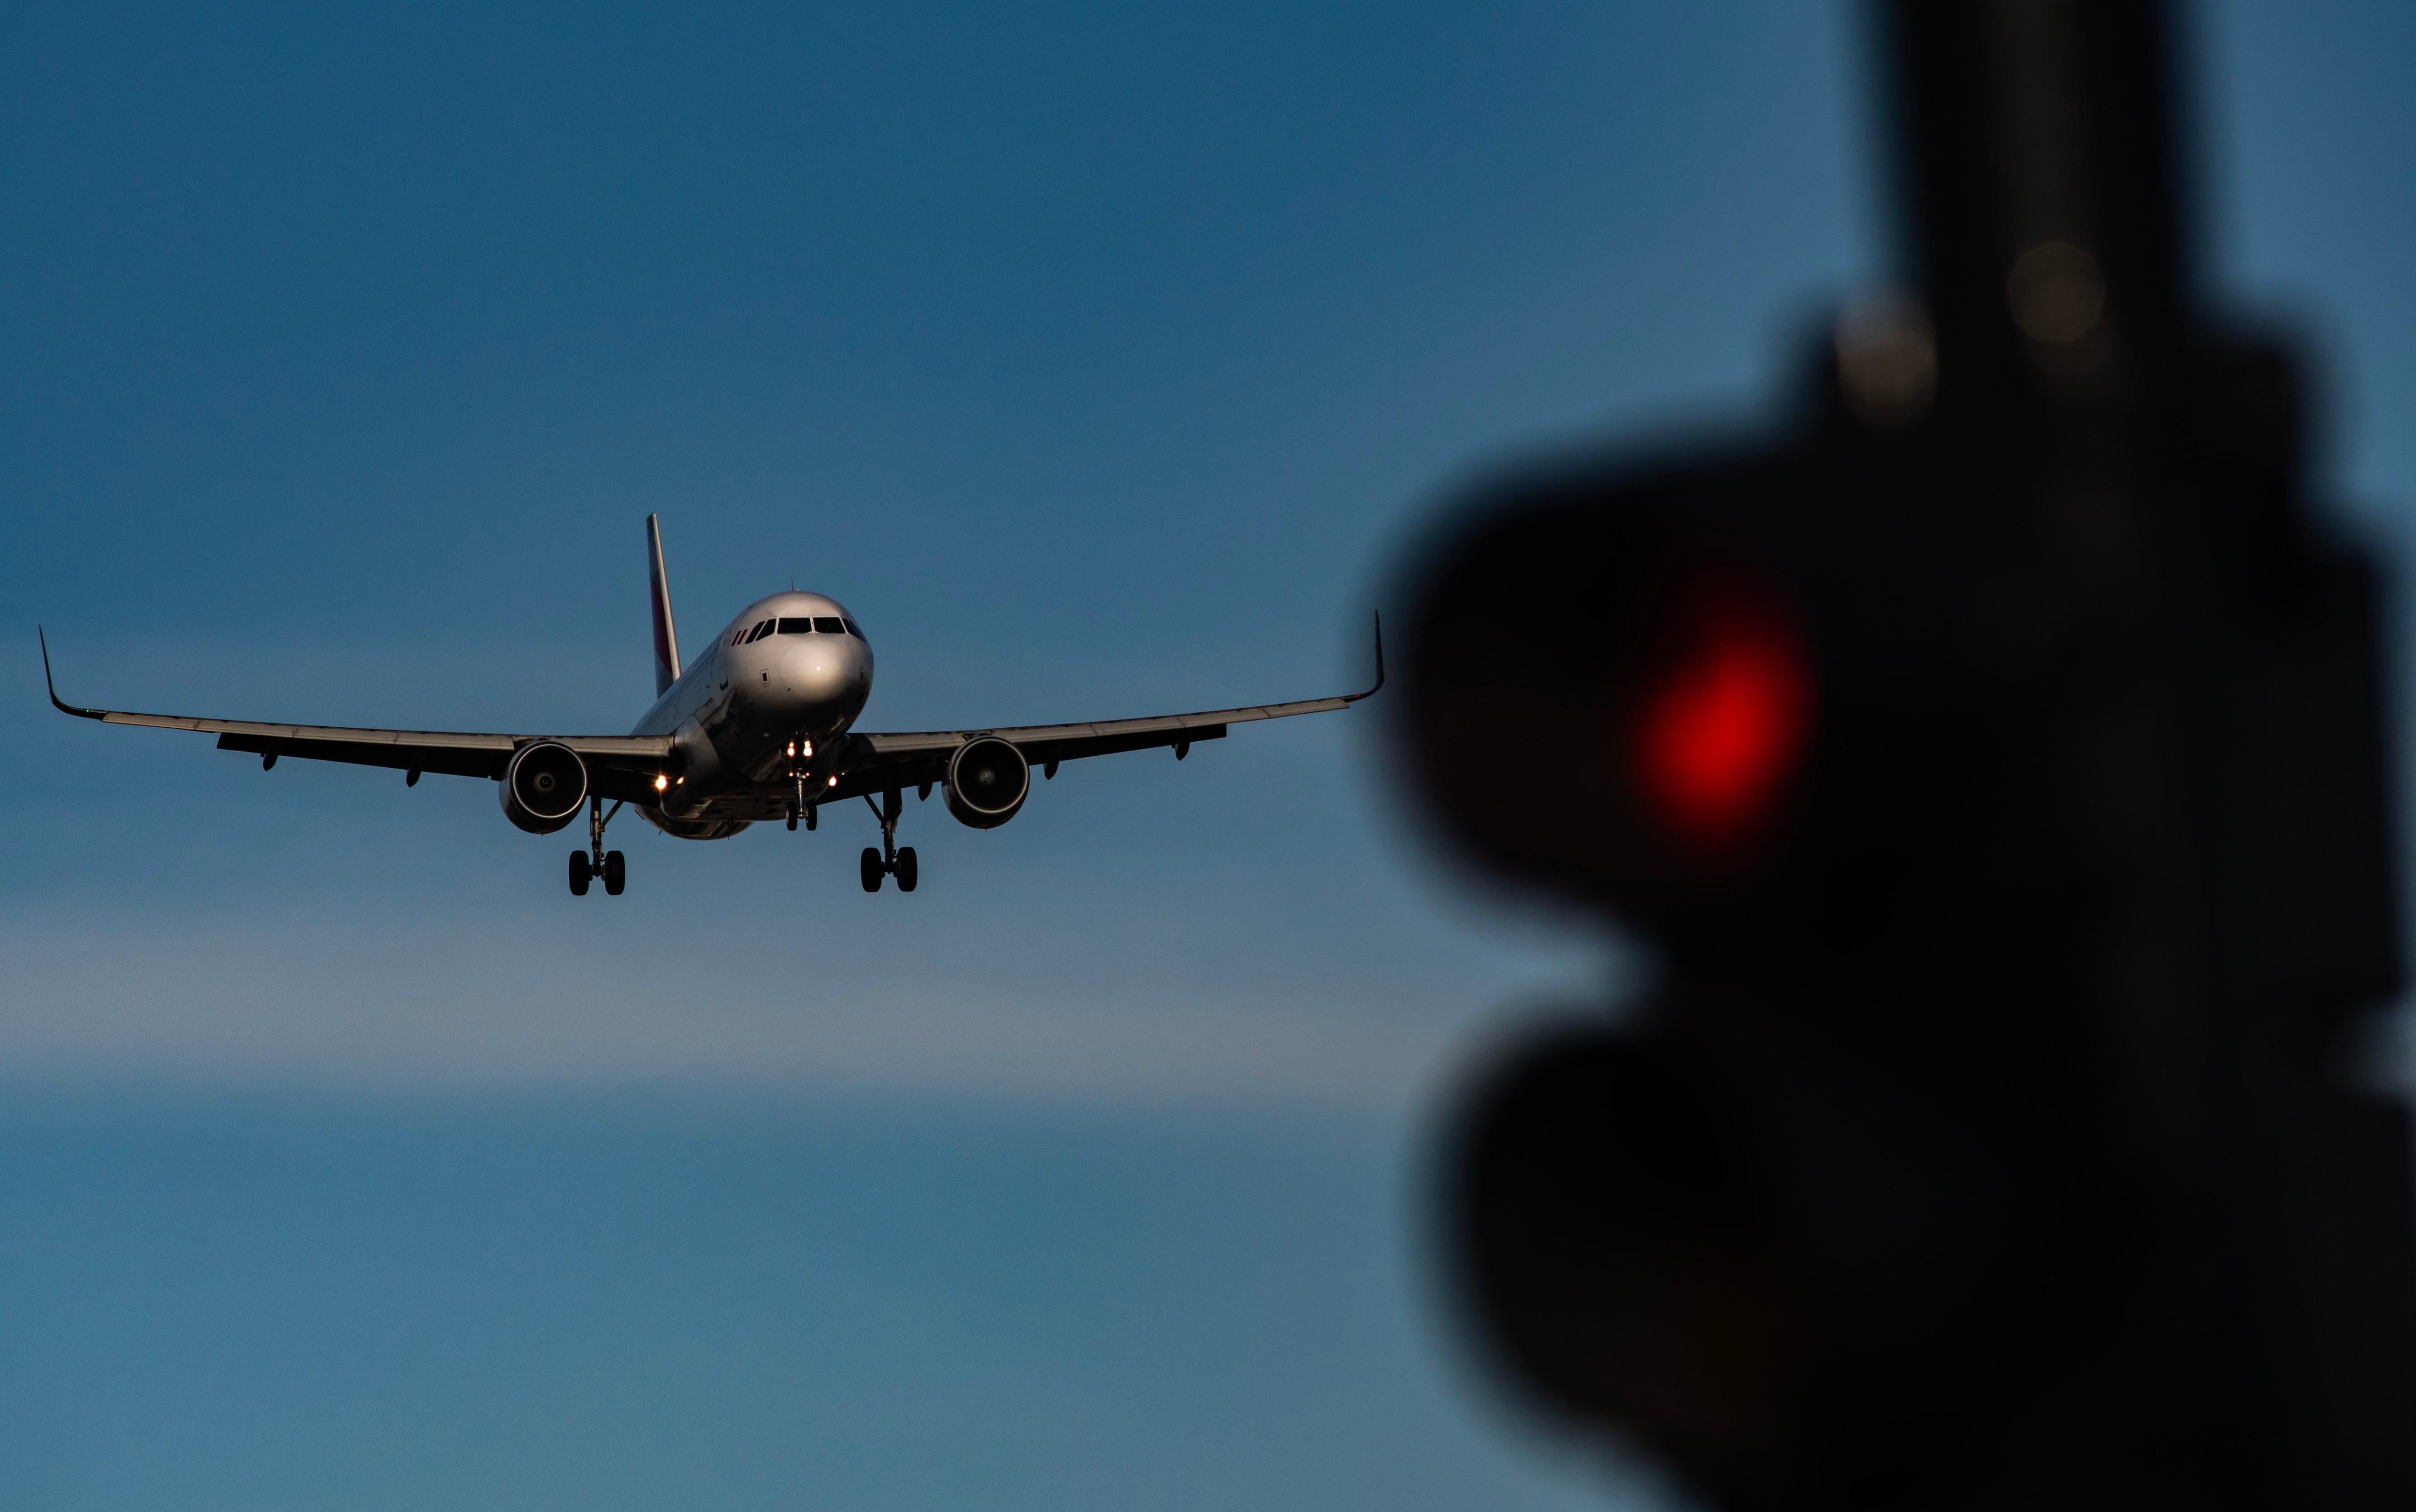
0,911,1461,1110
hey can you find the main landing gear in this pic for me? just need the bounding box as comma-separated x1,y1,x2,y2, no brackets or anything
860,787,917,893
569,795,626,896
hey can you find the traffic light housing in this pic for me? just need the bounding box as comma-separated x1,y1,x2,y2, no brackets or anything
1391,5,2416,1509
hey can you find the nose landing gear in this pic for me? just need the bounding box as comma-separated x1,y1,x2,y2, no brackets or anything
786,766,819,831
568,795,626,896
859,787,917,893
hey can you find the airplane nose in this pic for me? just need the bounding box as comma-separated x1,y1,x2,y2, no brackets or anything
775,637,868,712
791,645,844,699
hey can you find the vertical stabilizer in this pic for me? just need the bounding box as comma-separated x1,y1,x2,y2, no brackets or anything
646,514,681,697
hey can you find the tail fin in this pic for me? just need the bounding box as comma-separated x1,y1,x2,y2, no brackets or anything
647,514,681,697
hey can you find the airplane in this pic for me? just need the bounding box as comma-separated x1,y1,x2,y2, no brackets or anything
41,515,1382,897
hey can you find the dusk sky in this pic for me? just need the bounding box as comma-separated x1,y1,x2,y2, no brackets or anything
4,2,2412,1508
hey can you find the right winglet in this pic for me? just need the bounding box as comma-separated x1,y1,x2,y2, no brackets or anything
39,628,106,721
1343,611,1385,703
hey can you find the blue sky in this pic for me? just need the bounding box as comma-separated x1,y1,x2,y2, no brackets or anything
1,2,2411,1508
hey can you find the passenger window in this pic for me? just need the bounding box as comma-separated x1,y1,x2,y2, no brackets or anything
842,619,863,638
777,617,812,634
814,617,844,634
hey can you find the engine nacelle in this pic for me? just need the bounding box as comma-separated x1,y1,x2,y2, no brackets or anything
500,740,589,834
944,737,1030,829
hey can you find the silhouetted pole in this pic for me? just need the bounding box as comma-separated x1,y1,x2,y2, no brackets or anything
1885,3,2416,1507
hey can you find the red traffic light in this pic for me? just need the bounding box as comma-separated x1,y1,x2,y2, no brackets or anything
1627,576,1813,855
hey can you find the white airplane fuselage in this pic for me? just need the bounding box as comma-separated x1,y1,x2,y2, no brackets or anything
633,590,872,838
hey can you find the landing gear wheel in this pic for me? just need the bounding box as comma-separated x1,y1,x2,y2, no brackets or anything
603,850,626,895
860,847,884,893
895,847,918,893
568,851,592,896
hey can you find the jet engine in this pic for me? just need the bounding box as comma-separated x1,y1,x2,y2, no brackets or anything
501,740,588,834
944,737,1030,829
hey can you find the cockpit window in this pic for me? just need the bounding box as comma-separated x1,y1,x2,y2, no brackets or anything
813,617,844,634
842,619,864,638
744,619,775,644
729,626,747,646
777,617,813,634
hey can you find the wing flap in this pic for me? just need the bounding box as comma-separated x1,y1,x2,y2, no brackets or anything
212,731,510,781
208,727,673,802
93,707,669,759
823,722,1238,802
1026,722,1230,764
97,709,522,750
839,615,1380,782
851,694,1350,759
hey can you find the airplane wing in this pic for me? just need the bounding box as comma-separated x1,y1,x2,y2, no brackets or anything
40,631,675,803
42,613,1379,812
826,616,1383,801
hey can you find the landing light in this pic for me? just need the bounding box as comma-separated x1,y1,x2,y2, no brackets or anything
653,774,669,792
827,775,838,787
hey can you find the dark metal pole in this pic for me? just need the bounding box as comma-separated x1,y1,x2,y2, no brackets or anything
1880,4,2416,1504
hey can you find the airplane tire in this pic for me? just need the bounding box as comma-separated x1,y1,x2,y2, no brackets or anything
603,850,626,896
860,847,884,893
895,847,919,893
568,851,591,896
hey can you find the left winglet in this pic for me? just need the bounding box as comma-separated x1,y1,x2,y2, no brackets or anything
1343,611,1385,703
39,628,106,720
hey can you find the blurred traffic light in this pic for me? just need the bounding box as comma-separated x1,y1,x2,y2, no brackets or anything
1392,4,2416,1509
